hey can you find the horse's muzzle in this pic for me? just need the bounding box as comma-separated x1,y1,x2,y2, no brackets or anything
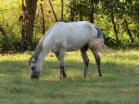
31,71,40,79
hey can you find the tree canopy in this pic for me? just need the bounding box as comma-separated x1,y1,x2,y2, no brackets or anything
0,0,139,52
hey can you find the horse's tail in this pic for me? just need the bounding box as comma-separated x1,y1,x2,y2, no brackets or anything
89,37,109,53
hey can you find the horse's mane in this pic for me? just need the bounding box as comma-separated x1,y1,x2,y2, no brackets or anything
34,27,52,61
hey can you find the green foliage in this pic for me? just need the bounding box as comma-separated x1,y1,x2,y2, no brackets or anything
0,0,139,51
0,0,21,51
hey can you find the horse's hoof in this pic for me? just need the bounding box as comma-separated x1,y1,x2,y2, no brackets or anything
99,74,102,77
59,76,67,80
63,77,67,80
31,72,40,79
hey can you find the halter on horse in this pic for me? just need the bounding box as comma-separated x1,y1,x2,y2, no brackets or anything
29,21,107,79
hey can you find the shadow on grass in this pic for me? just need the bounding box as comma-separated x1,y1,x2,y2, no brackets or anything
0,58,139,79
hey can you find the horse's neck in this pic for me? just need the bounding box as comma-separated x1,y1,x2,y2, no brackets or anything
36,34,53,63
38,49,50,63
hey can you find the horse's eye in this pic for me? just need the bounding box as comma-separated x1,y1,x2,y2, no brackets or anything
31,66,35,71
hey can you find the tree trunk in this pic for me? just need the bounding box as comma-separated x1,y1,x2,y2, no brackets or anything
20,0,28,50
40,0,45,35
123,16,134,43
61,0,64,21
48,0,58,22
25,0,38,50
79,3,83,21
69,2,75,22
88,0,94,23
108,6,119,42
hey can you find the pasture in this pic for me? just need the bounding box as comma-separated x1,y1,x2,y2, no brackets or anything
0,49,139,104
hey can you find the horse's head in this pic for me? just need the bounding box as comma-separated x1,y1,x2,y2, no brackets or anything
29,56,42,79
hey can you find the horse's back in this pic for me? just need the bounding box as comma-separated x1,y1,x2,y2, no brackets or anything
44,21,104,51
51,21,97,39
50,22,90,50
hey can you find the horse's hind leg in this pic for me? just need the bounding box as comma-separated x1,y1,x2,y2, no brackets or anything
80,49,89,78
55,50,67,79
91,49,102,77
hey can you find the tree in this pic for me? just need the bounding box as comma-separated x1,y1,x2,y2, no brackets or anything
48,0,58,22
88,0,95,23
40,0,45,35
101,0,120,44
61,0,64,21
20,0,38,50
69,0,76,21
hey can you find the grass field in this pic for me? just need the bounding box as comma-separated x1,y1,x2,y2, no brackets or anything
0,49,139,104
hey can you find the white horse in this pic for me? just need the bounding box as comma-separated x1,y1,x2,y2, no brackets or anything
29,21,107,79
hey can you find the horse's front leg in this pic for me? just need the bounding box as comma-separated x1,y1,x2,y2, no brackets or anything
80,49,89,78
55,50,67,79
91,50,102,77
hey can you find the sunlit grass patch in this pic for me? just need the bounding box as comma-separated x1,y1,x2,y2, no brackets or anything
0,49,139,79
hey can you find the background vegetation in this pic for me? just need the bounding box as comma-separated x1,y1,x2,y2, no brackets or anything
0,0,139,52
0,50,139,104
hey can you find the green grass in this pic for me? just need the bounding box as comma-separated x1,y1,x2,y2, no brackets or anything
0,49,139,104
